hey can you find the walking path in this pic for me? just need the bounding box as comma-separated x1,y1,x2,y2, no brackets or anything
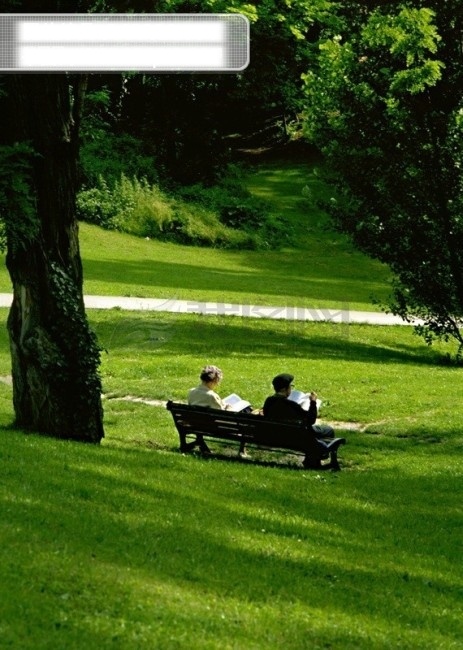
0,293,418,326
0,291,410,431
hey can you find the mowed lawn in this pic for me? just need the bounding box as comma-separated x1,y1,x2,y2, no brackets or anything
0,158,391,312
0,308,462,649
0,157,461,648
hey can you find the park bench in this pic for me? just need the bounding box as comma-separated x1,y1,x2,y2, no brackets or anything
166,401,346,470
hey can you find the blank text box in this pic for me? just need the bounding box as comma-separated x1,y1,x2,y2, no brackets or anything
0,14,249,72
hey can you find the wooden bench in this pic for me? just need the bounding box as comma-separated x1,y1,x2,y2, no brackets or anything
166,401,346,470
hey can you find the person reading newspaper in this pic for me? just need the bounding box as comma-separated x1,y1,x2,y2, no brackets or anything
262,373,334,467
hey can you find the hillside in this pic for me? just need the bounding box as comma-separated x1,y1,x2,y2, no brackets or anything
0,156,391,312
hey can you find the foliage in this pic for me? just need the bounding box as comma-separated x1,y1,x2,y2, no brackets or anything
76,174,263,248
76,160,292,249
174,165,274,233
0,143,39,254
302,1,463,358
80,0,339,184
80,130,158,187
79,87,158,187
77,175,143,231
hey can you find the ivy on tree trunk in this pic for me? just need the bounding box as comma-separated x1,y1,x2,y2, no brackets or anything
4,74,104,442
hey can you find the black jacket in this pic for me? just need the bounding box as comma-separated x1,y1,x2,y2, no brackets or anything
262,393,317,426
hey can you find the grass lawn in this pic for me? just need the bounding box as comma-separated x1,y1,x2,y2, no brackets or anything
0,153,460,648
1,308,462,649
0,157,391,312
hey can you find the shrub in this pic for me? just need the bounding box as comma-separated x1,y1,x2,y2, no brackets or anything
174,167,271,233
75,158,287,250
115,176,173,237
76,177,133,230
76,174,260,249
219,200,267,230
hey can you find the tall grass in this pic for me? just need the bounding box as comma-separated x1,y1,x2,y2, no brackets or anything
76,172,270,250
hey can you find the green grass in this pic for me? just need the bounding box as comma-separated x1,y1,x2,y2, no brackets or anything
0,158,391,312
76,173,263,250
244,156,334,242
0,155,460,648
0,308,462,649
87,309,462,432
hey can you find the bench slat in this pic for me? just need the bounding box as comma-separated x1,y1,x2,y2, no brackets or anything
166,401,346,469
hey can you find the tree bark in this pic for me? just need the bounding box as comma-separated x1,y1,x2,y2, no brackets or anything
5,74,104,442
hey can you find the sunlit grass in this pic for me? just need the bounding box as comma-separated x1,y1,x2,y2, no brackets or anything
0,153,460,648
85,310,462,436
0,221,390,312
0,307,462,648
0,159,391,312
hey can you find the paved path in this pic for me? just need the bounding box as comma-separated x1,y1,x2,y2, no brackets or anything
0,293,417,326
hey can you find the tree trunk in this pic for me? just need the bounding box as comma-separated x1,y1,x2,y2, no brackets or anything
5,74,104,442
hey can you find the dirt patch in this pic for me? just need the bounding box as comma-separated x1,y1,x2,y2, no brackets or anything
102,396,365,432
102,394,166,407
325,420,364,432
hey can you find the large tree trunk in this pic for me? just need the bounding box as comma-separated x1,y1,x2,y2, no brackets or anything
5,74,104,442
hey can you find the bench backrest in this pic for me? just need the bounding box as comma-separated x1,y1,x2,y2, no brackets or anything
166,401,316,453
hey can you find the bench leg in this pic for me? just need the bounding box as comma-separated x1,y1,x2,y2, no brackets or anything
329,451,341,471
198,435,212,454
179,433,210,453
179,432,196,452
237,439,248,458
303,448,342,470
303,456,322,469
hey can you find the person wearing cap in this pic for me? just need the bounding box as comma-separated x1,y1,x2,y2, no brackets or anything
263,373,334,440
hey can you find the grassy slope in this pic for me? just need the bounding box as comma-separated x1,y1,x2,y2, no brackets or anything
0,157,391,312
1,156,461,649
0,310,462,649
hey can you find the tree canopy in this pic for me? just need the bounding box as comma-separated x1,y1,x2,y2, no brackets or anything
303,0,463,357
2,0,462,443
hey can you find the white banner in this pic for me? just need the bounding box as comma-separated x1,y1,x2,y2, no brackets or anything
0,14,249,72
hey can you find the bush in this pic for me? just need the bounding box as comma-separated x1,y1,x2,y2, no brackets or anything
77,176,171,234
219,200,267,230
175,166,271,233
76,175,260,249
76,159,288,250
76,177,133,230
80,132,159,187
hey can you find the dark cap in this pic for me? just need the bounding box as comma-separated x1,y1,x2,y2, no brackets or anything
272,373,294,391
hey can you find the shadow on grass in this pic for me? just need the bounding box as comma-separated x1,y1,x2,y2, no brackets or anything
1,430,461,647
82,255,387,306
92,313,448,367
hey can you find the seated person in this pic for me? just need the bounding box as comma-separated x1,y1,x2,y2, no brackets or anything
188,364,248,457
263,373,334,437
188,364,227,410
263,373,334,467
